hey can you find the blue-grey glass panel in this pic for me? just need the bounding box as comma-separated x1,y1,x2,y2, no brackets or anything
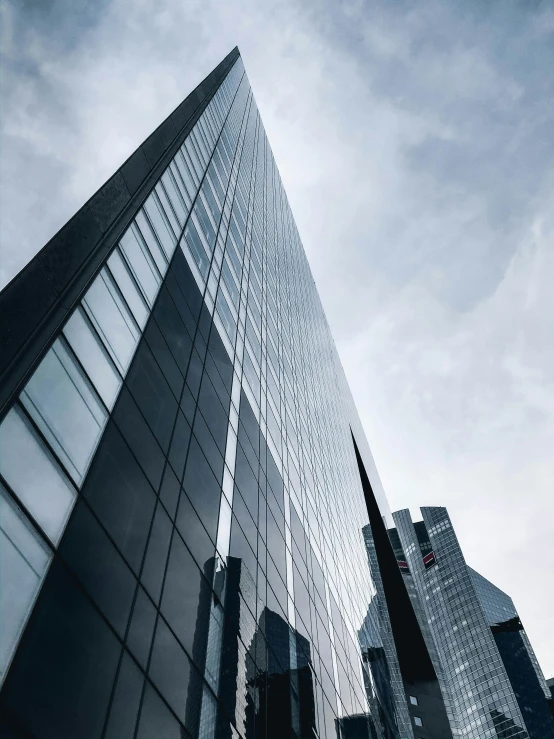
0,484,51,683
119,225,162,306
21,338,108,484
107,249,149,328
143,191,176,259
83,268,140,375
63,307,122,409
0,406,76,543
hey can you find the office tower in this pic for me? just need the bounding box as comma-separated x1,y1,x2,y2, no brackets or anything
392,507,554,739
0,48,416,739
361,522,452,739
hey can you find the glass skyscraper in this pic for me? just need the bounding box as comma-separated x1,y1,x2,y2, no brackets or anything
391,507,554,739
0,48,427,739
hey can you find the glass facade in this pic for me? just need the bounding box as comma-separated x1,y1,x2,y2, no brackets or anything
392,507,554,739
0,51,414,739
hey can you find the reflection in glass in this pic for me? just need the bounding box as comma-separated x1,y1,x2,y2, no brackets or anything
0,483,51,683
0,407,76,543
83,268,140,375
119,225,162,306
21,338,108,484
107,249,149,328
143,192,176,259
63,307,122,409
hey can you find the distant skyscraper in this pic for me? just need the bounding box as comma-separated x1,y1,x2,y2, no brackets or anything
391,507,554,739
0,48,422,739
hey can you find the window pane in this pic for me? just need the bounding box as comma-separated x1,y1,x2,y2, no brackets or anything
221,257,239,308
119,225,161,306
174,150,196,201
144,192,176,259
149,618,191,725
161,171,187,227
215,289,237,346
83,268,140,375
63,307,121,409
107,249,149,328
169,161,192,210
0,484,52,683
21,339,108,484
135,210,168,275
193,198,216,253
0,406,76,543
182,221,210,280
155,183,180,237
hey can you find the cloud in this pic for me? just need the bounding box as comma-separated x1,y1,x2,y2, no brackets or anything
1,0,553,676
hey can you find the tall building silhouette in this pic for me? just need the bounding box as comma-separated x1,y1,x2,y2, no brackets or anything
392,507,554,739
0,48,427,738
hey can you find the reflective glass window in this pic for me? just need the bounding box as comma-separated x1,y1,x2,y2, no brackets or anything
182,438,221,544
0,559,121,739
21,338,108,485
215,289,237,345
201,179,221,225
104,651,143,739
229,217,244,255
0,407,76,543
161,171,187,227
207,163,224,204
243,347,260,402
135,210,168,275
59,500,136,638
83,268,140,375
148,617,191,725
174,150,196,201
221,257,239,308
155,183,180,237
119,225,162,306
63,307,122,409
107,249,149,328
161,533,206,655
168,161,192,210
127,586,157,670
225,236,242,279
112,387,166,491
137,681,182,739
194,197,216,252
142,503,172,605
82,422,157,575
144,192,176,258
126,342,178,454
184,138,202,183
246,317,261,365
183,221,210,279
212,149,228,184
0,484,51,682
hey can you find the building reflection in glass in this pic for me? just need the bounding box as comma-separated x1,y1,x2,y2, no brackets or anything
186,555,317,739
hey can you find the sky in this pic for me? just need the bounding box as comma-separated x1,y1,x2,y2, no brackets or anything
2,0,553,677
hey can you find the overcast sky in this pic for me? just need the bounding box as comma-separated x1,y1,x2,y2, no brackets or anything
2,0,553,677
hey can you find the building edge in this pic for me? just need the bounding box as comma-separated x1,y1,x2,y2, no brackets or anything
0,46,240,421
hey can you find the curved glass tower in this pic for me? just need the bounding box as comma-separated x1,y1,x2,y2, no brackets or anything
0,49,423,738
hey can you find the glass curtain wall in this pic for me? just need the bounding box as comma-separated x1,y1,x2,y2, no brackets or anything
0,54,407,739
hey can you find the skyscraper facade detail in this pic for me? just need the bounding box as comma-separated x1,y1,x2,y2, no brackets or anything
392,507,554,739
0,49,415,739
